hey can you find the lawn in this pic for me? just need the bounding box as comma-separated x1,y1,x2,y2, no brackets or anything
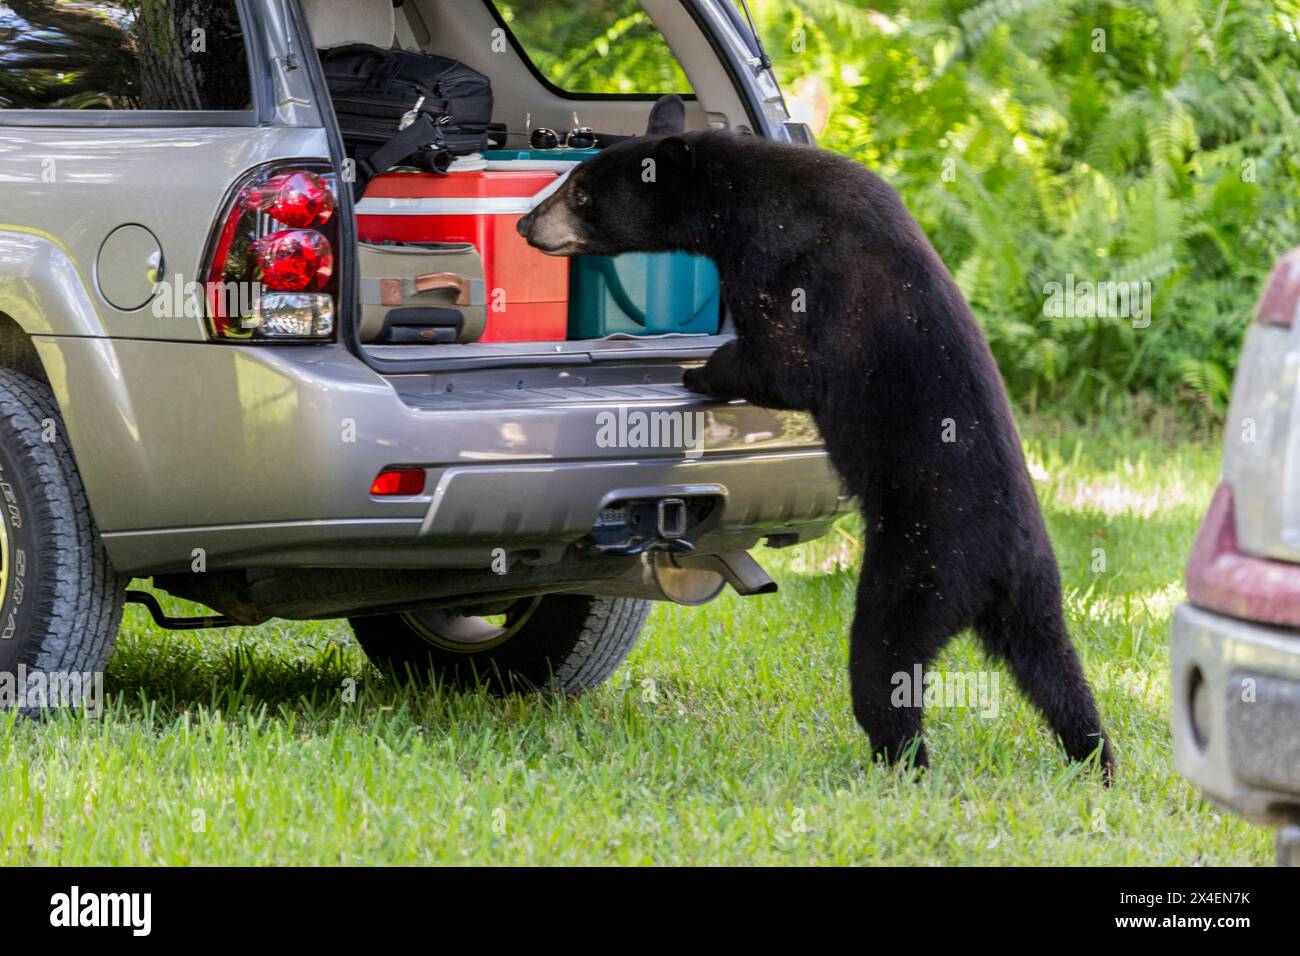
0,418,1273,865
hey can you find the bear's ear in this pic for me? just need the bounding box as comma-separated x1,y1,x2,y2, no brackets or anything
645,94,687,135
651,136,696,187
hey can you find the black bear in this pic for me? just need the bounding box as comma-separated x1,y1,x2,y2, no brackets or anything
519,96,1114,778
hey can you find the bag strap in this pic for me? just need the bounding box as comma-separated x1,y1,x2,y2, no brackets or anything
353,113,450,198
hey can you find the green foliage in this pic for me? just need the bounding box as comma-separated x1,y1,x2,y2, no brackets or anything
496,0,693,94
750,0,1300,419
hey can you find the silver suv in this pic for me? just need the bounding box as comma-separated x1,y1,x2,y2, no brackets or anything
0,1,842,693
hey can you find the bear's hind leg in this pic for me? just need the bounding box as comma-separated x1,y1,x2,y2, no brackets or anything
974,564,1115,778
848,566,962,772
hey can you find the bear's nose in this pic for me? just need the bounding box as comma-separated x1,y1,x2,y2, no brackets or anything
516,212,534,239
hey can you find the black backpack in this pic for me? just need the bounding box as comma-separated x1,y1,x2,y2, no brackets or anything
319,44,493,196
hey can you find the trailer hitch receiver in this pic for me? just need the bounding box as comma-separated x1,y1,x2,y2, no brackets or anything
580,496,716,557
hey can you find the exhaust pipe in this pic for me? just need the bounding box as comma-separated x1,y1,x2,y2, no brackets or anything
656,550,778,602
700,550,779,596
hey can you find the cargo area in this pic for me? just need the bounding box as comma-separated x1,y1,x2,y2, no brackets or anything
301,0,743,367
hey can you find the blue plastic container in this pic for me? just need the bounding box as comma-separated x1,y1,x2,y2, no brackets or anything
568,253,721,338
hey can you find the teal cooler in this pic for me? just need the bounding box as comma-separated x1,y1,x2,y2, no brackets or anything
484,148,601,164
569,254,720,338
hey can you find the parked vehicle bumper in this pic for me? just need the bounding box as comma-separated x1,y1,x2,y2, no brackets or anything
1170,602,1300,827
35,337,847,574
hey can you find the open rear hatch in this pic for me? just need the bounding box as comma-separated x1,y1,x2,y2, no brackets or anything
299,0,735,378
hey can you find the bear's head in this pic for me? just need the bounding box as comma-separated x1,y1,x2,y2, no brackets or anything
517,95,699,258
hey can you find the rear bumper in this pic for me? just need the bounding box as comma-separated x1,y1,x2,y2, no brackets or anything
1170,603,1300,827
36,337,846,574
103,447,846,572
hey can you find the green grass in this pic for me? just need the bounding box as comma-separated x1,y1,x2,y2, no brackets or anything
0,418,1273,865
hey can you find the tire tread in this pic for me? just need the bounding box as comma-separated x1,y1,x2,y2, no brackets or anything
0,369,123,680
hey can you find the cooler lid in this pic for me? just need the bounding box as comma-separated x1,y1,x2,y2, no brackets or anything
359,168,572,217
365,169,558,200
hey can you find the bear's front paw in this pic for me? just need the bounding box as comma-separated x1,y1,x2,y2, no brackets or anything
682,366,713,395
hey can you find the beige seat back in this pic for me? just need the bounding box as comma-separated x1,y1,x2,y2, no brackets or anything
301,0,396,49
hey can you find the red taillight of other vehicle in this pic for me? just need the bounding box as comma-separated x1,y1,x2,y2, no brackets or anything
202,164,338,341
1257,247,1300,328
1186,483,1300,627
370,469,427,497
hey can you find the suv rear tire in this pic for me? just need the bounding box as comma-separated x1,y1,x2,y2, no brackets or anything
0,369,124,701
350,594,650,693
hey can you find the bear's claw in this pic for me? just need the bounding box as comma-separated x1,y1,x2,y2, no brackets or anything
682,367,711,394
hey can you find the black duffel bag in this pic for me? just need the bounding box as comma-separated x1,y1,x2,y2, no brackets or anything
319,44,493,196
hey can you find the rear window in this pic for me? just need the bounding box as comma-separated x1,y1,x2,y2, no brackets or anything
0,0,252,111
491,0,693,96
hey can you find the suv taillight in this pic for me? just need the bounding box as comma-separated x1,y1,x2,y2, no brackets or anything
202,163,339,341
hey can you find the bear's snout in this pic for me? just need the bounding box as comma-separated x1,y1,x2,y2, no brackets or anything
516,195,586,256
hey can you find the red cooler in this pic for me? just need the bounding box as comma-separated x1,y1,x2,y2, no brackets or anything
356,170,568,342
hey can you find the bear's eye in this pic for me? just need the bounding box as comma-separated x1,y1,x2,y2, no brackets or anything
572,187,592,209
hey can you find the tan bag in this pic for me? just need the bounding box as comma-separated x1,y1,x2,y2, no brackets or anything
358,241,487,343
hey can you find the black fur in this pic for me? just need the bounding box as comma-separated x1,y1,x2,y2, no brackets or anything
520,117,1114,779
